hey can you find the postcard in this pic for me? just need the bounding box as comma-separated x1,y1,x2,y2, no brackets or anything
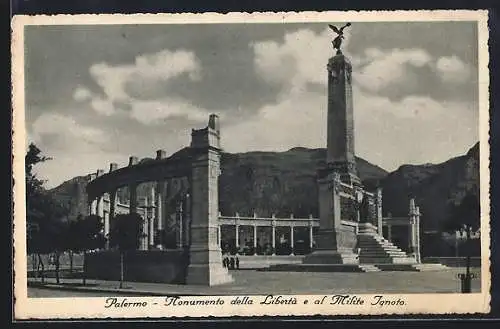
12,10,490,318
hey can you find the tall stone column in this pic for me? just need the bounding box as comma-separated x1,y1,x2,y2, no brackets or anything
186,114,233,285
309,221,314,250
235,224,239,252
271,218,276,256
155,181,164,249
387,224,392,242
96,196,104,219
108,190,117,249
253,225,258,253
408,198,418,260
415,206,422,263
290,226,295,255
129,184,138,214
149,187,155,249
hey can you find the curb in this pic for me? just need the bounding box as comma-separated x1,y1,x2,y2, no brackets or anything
27,281,199,297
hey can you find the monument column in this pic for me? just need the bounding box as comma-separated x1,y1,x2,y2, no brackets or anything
303,29,359,265
186,114,233,286
290,226,295,255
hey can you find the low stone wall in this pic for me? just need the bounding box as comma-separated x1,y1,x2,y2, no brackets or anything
84,249,189,284
424,257,481,267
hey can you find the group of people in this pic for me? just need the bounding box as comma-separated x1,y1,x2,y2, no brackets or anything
222,254,240,270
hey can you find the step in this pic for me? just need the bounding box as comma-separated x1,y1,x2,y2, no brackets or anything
412,263,449,272
359,264,381,272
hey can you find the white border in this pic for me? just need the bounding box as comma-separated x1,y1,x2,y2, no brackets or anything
12,10,491,319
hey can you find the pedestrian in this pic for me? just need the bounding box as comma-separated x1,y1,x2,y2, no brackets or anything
230,256,235,270
235,256,240,270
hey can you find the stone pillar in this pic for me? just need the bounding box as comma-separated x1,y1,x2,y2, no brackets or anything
185,114,232,285
178,200,184,249
96,195,104,219
129,183,138,214
155,181,164,249
415,206,422,263
309,222,314,249
218,225,222,247
290,226,295,255
142,196,149,251
387,224,392,242
271,218,276,256
303,171,358,264
108,191,117,249
253,225,258,254
409,198,418,261
149,188,155,249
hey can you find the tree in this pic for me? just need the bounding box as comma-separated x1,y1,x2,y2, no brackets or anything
110,213,143,288
25,143,70,282
72,215,106,285
444,194,480,233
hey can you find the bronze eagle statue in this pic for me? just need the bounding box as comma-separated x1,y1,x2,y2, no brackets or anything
329,22,351,53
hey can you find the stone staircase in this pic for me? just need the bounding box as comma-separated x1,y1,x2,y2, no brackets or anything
357,226,416,265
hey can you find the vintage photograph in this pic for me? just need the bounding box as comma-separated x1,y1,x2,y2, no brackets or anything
12,11,490,318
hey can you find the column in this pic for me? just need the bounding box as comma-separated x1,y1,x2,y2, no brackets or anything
142,196,149,251
108,191,116,249
178,200,184,249
253,225,258,255
290,226,295,255
408,198,418,260
387,224,392,242
309,222,314,250
149,188,155,249
97,196,105,242
235,224,240,253
155,181,164,249
129,184,138,214
218,225,222,247
415,206,422,263
185,114,232,285
271,221,276,256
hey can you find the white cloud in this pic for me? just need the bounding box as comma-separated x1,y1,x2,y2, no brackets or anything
84,49,202,118
73,86,92,102
436,55,471,83
30,113,126,188
91,97,116,116
129,98,209,125
32,113,108,145
252,28,334,90
89,49,201,103
354,48,432,93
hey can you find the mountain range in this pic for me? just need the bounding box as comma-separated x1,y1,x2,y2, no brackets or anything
50,142,480,255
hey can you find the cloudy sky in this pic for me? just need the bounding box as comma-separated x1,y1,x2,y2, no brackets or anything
24,21,479,189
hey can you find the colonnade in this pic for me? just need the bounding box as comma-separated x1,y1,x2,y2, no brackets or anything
218,214,319,255
87,151,177,251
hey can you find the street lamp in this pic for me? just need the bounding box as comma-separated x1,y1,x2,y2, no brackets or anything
457,224,473,293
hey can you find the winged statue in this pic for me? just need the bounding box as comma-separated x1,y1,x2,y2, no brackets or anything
328,22,351,54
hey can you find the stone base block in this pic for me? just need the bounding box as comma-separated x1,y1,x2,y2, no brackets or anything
302,249,359,265
186,264,233,286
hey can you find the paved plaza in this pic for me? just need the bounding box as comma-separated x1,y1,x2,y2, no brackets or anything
27,267,481,297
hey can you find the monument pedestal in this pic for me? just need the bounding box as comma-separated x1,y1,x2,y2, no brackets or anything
302,228,359,265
